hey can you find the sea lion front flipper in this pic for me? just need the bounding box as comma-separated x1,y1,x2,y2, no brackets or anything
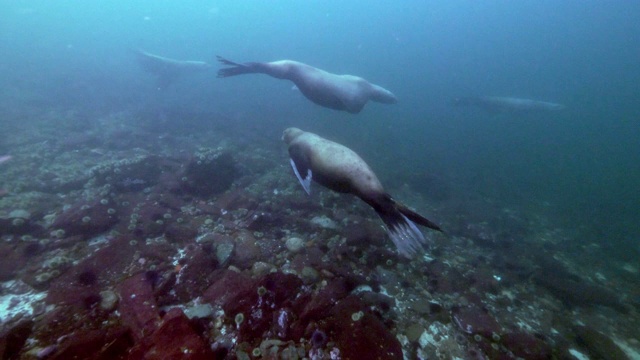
289,158,312,195
288,144,312,195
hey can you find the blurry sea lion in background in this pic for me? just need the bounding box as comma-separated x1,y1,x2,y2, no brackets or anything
134,49,211,89
217,56,397,114
282,127,442,258
0,155,11,197
453,96,566,113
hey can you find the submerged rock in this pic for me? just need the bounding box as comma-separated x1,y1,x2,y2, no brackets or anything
310,215,338,230
0,320,33,360
574,325,630,360
181,148,238,197
135,308,214,359
285,236,305,253
532,257,628,313
99,290,119,312
90,155,162,192
50,199,119,239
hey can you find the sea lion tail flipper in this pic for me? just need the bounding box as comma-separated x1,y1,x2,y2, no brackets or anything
368,194,433,258
394,201,443,232
216,56,264,78
216,56,243,67
288,145,312,195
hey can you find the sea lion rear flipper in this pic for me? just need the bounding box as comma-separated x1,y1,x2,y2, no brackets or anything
288,145,312,195
377,207,427,259
395,201,443,232
367,193,442,258
216,56,265,78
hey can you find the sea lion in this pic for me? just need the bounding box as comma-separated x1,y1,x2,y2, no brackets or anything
0,155,11,196
282,127,442,258
217,56,397,114
134,49,211,88
453,96,565,113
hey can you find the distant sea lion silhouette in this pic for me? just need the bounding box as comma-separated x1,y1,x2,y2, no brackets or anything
0,155,11,196
134,49,211,89
453,96,566,113
282,127,442,258
217,56,397,114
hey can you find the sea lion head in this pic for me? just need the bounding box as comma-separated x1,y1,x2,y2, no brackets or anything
282,127,304,144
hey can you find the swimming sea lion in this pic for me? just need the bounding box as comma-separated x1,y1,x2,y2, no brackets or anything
217,56,397,114
453,96,565,113
282,127,442,258
0,155,11,196
134,49,211,88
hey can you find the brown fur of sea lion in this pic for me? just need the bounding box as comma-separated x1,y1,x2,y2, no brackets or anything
282,127,442,258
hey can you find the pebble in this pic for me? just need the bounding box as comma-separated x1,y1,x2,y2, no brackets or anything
99,290,119,311
285,237,305,253
252,261,274,277
9,209,31,219
310,215,338,229
406,323,425,343
300,266,319,284
184,303,213,319
216,242,234,266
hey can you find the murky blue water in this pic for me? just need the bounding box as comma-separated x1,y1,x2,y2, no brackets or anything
3,1,638,253
1,1,639,358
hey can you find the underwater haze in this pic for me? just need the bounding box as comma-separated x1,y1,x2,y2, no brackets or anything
1,1,639,359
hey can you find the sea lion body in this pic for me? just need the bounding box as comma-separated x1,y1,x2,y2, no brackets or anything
283,128,442,258
283,128,384,195
453,96,565,113
218,57,397,114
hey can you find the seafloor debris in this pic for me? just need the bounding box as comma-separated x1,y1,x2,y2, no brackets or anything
0,109,638,359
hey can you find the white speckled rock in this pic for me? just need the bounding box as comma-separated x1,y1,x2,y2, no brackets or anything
310,215,338,229
9,209,31,219
99,290,119,311
285,237,305,253
300,266,319,284
216,242,234,266
252,261,275,277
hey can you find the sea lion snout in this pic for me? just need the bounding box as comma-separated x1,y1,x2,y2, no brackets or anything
282,127,303,144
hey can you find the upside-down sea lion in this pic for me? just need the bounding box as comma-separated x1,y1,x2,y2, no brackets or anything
217,56,397,114
282,127,442,258
134,49,211,88
453,96,566,113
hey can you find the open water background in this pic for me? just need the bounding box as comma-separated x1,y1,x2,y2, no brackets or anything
1,0,639,260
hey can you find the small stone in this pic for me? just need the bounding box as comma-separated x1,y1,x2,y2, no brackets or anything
285,237,305,253
216,242,234,266
406,323,425,343
300,266,319,284
99,290,119,311
310,216,338,229
9,209,31,219
408,299,432,315
183,304,213,319
252,262,274,277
